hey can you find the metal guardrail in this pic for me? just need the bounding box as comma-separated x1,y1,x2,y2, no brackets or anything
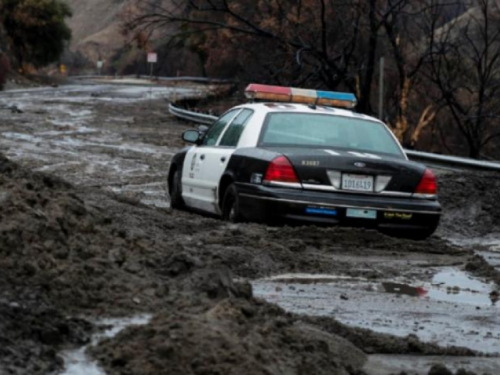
405,150,500,172
169,103,218,124
168,103,500,172
69,75,232,84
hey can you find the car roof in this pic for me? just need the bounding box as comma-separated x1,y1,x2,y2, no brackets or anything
232,102,382,123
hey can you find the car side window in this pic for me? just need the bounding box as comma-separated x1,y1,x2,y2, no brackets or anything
202,110,239,146
219,109,253,147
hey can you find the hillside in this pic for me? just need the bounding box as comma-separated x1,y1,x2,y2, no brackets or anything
62,0,132,63
62,0,204,76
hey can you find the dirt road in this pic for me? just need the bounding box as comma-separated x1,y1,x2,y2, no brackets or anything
0,82,499,375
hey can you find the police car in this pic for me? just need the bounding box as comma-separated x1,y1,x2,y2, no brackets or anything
168,84,441,239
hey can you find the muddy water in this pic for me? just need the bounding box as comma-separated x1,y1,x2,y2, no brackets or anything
0,83,208,209
60,315,151,375
253,267,500,355
365,355,500,375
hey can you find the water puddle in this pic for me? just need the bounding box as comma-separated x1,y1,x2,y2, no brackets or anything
365,355,500,375
252,268,500,354
60,314,151,375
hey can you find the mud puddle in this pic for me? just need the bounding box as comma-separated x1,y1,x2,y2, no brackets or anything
252,268,500,355
60,315,151,375
365,355,500,375
448,238,500,269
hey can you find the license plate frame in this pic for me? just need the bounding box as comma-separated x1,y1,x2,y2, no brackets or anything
341,174,374,192
346,208,377,220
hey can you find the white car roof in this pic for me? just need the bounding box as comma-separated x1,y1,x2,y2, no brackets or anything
231,102,382,123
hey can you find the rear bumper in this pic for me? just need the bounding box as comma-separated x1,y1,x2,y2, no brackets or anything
237,183,441,230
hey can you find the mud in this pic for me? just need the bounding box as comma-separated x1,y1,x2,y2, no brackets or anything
90,298,368,375
0,83,499,375
0,301,92,375
437,172,500,239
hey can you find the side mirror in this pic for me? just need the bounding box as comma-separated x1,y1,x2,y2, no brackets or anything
182,130,201,144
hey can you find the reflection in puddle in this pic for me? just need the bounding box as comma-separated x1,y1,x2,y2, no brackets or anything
252,268,500,354
430,268,498,306
60,315,152,375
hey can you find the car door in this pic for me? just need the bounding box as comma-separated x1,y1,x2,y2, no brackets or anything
181,109,240,212
198,108,254,214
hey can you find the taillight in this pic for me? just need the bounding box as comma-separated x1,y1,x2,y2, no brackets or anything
264,156,299,184
415,169,437,196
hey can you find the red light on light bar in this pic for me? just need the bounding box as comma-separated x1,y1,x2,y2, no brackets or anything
245,84,292,102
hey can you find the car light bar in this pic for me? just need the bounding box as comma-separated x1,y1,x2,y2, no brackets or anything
245,84,357,109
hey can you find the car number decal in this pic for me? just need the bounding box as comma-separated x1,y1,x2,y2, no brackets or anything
301,160,320,167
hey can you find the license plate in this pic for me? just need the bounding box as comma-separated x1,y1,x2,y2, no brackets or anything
342,174,373,192
346,208,377,219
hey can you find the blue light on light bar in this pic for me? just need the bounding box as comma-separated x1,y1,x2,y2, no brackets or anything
317,91,357,102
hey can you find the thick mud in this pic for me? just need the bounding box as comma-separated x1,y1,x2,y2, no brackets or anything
437,172,500,239
1,83,499,375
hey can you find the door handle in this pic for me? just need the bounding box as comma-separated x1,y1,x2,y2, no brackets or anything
221,157,226,162
200,154,205,160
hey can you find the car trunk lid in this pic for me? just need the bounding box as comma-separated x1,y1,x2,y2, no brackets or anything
262,147,426,194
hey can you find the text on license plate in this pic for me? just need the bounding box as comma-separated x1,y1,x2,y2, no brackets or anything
346,208,377,219
342,174,374,192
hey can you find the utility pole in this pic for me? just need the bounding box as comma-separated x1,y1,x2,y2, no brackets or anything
379,57,385,120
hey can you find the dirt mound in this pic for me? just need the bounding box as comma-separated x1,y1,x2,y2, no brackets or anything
91,297,367,375
438,172,500,238
0,153,169,314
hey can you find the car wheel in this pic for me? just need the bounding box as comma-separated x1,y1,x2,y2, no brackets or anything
170,169,184,209
222,184,242,223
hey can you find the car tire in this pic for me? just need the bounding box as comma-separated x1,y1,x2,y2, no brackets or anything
170,169,184,209
222,184,242,223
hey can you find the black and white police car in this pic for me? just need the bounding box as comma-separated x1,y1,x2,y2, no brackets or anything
168,84,441,239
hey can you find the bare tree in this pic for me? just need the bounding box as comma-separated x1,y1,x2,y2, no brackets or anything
125,1,385,102
375,0,465,146
428,0,500,157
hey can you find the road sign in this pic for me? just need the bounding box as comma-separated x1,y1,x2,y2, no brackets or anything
147,53,158,64
97,60,103,69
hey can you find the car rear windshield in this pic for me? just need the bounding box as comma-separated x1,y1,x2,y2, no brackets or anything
260,112,404,157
